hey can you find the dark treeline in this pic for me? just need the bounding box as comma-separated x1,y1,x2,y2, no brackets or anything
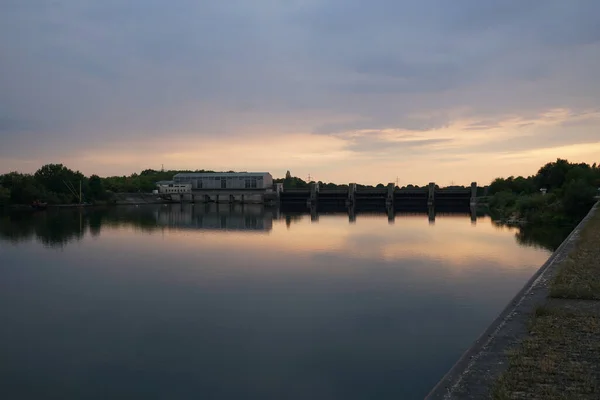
1,165,473,206
275,170,462,190
2,160,598,214
0,165,217,206
486,159,600,224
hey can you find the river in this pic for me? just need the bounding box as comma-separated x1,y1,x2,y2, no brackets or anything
0,204,559,399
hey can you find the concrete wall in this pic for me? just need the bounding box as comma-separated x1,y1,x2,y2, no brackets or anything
426,202,599,399
173,173,273,190
171,191,266,204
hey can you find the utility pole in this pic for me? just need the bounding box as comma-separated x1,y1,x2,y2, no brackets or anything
307,173,312,182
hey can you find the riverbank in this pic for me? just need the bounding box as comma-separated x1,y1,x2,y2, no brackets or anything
426,201,599,399
1,193,169,210
493,201,600,399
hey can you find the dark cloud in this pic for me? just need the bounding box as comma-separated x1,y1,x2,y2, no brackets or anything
347,135,453,154
314,113,452,135
0,0,599,169
463,120,504,131
453,117,600,156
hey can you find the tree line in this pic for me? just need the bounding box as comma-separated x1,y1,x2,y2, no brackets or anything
275,170,455,190
0,165,218,206
1,160,598,214
486,159,600,224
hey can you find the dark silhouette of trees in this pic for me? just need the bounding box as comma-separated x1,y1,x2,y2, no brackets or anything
487,158,600,223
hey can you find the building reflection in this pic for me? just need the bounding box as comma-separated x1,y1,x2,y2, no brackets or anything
0,204,567,251
154,204,274,232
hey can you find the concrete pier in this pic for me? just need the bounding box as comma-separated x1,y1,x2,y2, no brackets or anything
428,182,435,206
310,205,318,222
470,182,477,206
386,183,395,206
348,183,357,206
348,204,356,223
309,182,319,205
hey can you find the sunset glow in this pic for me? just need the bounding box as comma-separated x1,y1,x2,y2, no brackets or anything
1,1,599,184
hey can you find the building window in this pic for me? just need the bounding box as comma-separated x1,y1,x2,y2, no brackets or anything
221,179,227,189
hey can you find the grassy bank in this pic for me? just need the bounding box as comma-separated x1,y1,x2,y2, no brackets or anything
493,203,600,399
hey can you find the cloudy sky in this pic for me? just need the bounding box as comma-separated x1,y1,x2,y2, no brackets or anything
1,0,599,185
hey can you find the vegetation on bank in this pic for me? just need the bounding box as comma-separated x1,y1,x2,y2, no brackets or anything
486,159,600,224
493,204,600,400
0,166,219,206
0,165,476,206
493,306,600,400
1,159,597,210
273,170,464,191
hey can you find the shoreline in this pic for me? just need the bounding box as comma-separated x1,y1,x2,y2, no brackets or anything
426,201,599,399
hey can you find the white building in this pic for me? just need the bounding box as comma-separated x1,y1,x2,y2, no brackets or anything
156,180,192,194
172,172,273,190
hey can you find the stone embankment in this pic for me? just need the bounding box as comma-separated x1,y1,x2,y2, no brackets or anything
427,202,600,399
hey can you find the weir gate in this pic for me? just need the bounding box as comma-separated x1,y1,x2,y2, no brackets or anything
165,182,478,212
278,182,477,211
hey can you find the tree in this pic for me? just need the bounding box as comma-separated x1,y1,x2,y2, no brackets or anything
562,179,597,217
285,170,291,179
10,175,44,204
0,186,10,205
535,158,572,191
34,163,85,202
88,175,107,200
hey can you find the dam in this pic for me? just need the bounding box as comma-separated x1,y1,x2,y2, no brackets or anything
157,172,478,210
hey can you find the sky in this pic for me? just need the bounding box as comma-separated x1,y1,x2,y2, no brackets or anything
1,0,599,186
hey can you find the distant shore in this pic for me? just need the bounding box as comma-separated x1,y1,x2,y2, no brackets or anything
2,193,170,210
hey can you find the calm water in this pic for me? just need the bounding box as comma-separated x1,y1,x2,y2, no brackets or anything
0,205,557,399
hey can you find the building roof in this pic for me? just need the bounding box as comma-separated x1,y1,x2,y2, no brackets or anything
173,172,271,178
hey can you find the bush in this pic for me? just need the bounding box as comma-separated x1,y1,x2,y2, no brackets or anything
562,179,597,218
0,187,10,206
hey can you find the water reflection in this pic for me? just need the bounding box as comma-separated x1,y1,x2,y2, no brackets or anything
0,205,572,251
513,223,576,251
0,205,560,399
155,204,275,232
